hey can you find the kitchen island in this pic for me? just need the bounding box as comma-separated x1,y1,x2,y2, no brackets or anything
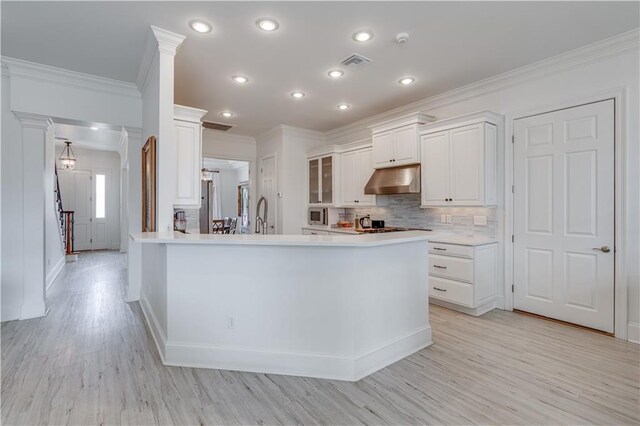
128,231,432,381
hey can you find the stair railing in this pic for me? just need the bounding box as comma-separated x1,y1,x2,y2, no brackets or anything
55,164,75,255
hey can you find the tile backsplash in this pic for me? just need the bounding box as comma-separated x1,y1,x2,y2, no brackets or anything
346,194,497,237
174,208,200,231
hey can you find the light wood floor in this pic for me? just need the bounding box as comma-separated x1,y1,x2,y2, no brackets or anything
2,251,639,425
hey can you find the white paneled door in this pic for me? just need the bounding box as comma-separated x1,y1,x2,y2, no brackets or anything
59,169,109,251
260,154,277,234
513,99,614,332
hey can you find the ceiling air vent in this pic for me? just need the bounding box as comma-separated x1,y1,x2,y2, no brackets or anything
202,121,234,132
340,53,372,68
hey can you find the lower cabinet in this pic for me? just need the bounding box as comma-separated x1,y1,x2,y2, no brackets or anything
428,241,497,316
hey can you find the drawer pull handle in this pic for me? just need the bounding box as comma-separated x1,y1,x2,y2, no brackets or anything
433,247,447,251
433,287,447,292
433,265,447,269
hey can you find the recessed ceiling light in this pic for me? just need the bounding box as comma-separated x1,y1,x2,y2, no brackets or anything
291,91,305,99
337,104,351,110
399,77,415,85
256,18,279,32
220,111,234,118
353,30,373,42
328,70,344,79
90,126,98,131
232,75,249,84
189,19,212,34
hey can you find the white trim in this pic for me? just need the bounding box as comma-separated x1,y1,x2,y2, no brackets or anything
2,56,140,99
46,256,65,292
505,88,628,340
324,28,639,142
419,110,502,134
138,296,167,362
155,325,430,382
627,323,640,344
259,153,278,235
136,26,185,93
174,104,207,122
369,112,435,134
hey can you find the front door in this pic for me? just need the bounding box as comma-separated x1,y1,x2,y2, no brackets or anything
59,170,92,251
260,154,277,234
513,99,614,332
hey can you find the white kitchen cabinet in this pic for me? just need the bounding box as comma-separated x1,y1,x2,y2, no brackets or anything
340,147,375,207
420,111,499,207
308,153,337,206
174,105,207,208
428,240,497,316
370,113,435,169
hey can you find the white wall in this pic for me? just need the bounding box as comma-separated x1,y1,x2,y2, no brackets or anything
324,33,640,336
218,169,238,219
57,146,122,250
1,71,24,321
45,126,65,292
1,57,142,321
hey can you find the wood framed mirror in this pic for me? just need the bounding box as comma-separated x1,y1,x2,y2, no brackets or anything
142,136,157,232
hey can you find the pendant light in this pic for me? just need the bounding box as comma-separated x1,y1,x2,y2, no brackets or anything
59,141,76,170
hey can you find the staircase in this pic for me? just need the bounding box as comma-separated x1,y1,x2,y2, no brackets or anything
54,165,77,261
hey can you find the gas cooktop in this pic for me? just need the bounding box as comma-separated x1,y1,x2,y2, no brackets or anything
358,227,432,233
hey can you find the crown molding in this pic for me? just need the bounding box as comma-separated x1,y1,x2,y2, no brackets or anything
1,56,140,99
203,128,257,145
174,104,207,122
280,125,326,141
369,112,436,134
13,111,53,130
324,28,640,141
136,26,185,93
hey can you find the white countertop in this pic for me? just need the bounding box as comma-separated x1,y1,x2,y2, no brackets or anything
301,225,360,234
428,234,497,246
130,230,435,247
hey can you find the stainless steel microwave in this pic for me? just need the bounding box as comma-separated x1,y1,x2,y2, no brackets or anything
308,207,328,225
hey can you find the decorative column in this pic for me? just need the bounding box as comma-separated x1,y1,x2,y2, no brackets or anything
137,26,186,233
14,111,52,319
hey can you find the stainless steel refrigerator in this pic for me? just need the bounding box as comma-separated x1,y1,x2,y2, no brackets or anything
199,180,213,234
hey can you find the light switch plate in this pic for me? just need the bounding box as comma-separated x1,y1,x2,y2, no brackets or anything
440,214,447,223
473,215,487,226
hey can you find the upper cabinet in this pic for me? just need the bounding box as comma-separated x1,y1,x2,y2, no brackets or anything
308,152,338,206
420,111,500,207
370,113,435,168
174,105,207,208
340,146,375,207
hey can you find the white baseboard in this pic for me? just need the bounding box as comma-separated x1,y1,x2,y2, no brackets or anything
1,304,22,322
627,322,640,344
138,296,167,362
46,256,65,292
139,294,431,381
20,300,47,320
162,327,431,382
430,298,497,316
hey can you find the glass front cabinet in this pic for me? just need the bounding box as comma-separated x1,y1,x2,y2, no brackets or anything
308,154,336,205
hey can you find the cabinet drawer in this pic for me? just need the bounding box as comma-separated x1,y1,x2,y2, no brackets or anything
302,229,329,236
429,242,473,258
429,276,474,307
429,254,473,283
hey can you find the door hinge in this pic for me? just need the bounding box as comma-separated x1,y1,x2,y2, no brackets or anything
90,218,92,222
512,284,514,293
511,185,514,193
511,135,514,144
90,238,93,243
511,235,514,243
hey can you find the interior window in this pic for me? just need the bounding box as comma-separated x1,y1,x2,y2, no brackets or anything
96,174,105,219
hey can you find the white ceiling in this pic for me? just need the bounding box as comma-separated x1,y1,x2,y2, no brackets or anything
2,2,638,137
53,123,122,152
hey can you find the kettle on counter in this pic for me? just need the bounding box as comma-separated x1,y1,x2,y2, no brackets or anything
355,214,371,231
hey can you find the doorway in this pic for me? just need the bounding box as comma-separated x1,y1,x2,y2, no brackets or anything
513,99,615,333
58,169,110,250
200,158,251,234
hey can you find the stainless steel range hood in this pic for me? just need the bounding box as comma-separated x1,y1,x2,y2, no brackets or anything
364,164,421,195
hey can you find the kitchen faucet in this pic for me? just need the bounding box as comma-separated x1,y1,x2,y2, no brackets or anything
255,196,269,234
